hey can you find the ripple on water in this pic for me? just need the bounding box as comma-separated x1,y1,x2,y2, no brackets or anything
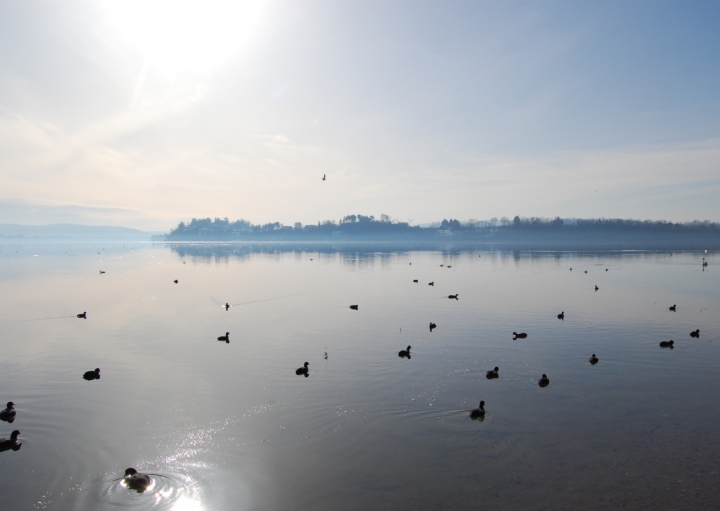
98,466,205,511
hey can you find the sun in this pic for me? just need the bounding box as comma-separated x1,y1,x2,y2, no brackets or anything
98,0,268,82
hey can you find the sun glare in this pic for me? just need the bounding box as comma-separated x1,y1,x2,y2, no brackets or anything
99,0,267,81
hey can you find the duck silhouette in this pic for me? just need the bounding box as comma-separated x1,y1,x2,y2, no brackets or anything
322,174,326,181
0,430,21,452
217,332,230,343
224,303,231,311
584,270,587,274
83,368,100,380
349,305,359,310
690,329,700,338
485,367,499,379
589,354,599,365
398,346,411,358
0,402,16,423
448,294,459,300
702,258,708,267
124,468,152,492
469,401,485,421
538,374,550,387
296,362,309,377
77,312,86,319
173,279,178,284
659,340,674,348
557,311,564,320
512,332,527,339
413,279,418,283
99,270,105,274
429,322,437,331
595,285,599,291
428,282,434,286
669,304,676,311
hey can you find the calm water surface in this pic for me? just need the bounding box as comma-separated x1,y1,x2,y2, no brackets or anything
1,243,719,510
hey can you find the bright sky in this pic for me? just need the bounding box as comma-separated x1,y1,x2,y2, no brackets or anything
1,0,719,230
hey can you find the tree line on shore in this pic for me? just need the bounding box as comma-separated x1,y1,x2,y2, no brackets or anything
162,214,720,240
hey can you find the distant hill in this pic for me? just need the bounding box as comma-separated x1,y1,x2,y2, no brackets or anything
0,223,156,239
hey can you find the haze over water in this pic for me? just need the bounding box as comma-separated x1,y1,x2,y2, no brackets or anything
1,243,719,510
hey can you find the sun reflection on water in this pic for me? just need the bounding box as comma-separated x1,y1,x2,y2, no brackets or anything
171,497,205,511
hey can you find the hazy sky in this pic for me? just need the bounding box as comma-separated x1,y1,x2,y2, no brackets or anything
1,1,719,230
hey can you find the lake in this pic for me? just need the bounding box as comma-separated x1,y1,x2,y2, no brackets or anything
0,242,718,510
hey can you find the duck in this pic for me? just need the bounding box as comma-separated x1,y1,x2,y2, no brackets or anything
124,468,152,492
428,282,434,286
296,362,309,376
594,285,599,291
0,402,16,422
605,268,608,272
349,304,359,310
77,312,87,319
217,332,230,343
447,265,452,268
440,264,444,267
322,174,326,181
485,367,499,379
690,329,700,338
659,340,674,348
224,303,231,311
512,332,527,339
702,258,708,267
469,401,485,420
569,267,572,271
669,304,676,311
557,311,564,320
398,346,411,358
584,270,587,274
538,374,550,387
83,368,100,380
413,279,418,283
173,279,178,284
99,270,105,274
448,294,459,300
429,322,437,331
0,430,21,452
589,354,599,365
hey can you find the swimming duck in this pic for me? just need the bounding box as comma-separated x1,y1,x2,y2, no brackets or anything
429,322,437,331
469,401,485,420
398,346,411,358
99,270,105,274
584,270,587,274
702,258,708,267
690,329,700,338
217,332,229,343
669,304,676,311
296,362,309,376
512,332,527,339
569,268,572,271
173,279,178,284
447,265,452,268
349,305,359,310
0,402,16,422
589,354,599,365
538,374,550,387
124,468,152,492
413,279,418,283
594,285,599,291
77,312,87,319
83,368,100,380
448,294,458,300
440,264,444,267
428,282,434,286
485,367,499,379
224,303,230,311
659,340,674,348
0,430,21,452
557,311,564,320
